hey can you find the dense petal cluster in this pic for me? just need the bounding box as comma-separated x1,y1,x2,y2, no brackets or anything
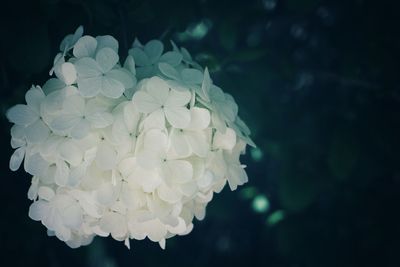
7,27,254,249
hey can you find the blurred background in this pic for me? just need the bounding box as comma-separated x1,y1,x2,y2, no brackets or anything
1,0,400,266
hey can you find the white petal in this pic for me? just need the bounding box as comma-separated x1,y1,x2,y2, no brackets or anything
132,37,143,48
24,153,48,177
130,47,150,66
200,67,211,101
157,184,181,203
54,225,72,242
181,68,203,84
159,239,166,249
100,212,127,240
42,78,66,95
87,111,113,128
9,147,25,171
165,89,191,107
63,94,85,114
55,160,70,186
188,107,210,130
72,191,102,218
111,118,130,146
83,146,98,163
158,62,180,80
38,186,55,201
185,131,209,157
164,106,190,128
118,157,136,178
124,55,136,74
159,51,182,66
137,150,162,170
28,200,48,221
60,34,73,52
96,47,119,73
74,57,102,77
132,91,161,113
77,77,102,97
145,219,167,242
166,217,187,234
163,160,193,184
95,182,116,206
124,102,141,131
25,86,45,112
11,138,25,149
50,53,64,76
143,109,166,130
220,97,238,122
27,177,39,200
121,182,146,209
6,104,38,126
11,125,25,148
210,85,225,101
25,120,50,144
130,165,161,192
165,79,188,92
181,47,193,61
68,165,85,187
194,205,206,221
169,129,190,158
144,129,168,153
41,165,56,184
73,35,97,58
124,86,137,100
170,40,179,51
70,26,84,46
124,240,131,249
41,88,69,117
235,116,251,135
144,40,164,63
59,141,83,166
107,69,134,89
211,111,227,133
50,115,80,131
70,119,91,139
229,139,247,161
96,35,119,53
96,142,117,170
57,195,83,229
214,128,236,150
10,124,25,140
101,76,125,98
227,164,248,190
59,62,77,85
145,76,170,104
136,65,156,79
197,170,214,189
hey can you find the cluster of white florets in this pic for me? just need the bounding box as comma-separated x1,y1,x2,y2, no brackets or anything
7,26,254,249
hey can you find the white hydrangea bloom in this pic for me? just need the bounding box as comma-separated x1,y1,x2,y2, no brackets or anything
6,26,255,250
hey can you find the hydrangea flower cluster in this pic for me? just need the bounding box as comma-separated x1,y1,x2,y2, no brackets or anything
7,26,255,249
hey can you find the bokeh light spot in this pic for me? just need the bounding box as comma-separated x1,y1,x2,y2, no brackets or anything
267,210,285,226
252,194,270,213
250,147,264,162
240,186,257,200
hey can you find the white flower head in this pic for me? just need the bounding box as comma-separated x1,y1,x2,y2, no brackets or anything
6,26,254,250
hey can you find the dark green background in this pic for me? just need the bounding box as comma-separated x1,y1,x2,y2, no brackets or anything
1,0,399,266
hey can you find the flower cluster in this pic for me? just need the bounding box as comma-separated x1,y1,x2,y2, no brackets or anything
7,26,254,249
